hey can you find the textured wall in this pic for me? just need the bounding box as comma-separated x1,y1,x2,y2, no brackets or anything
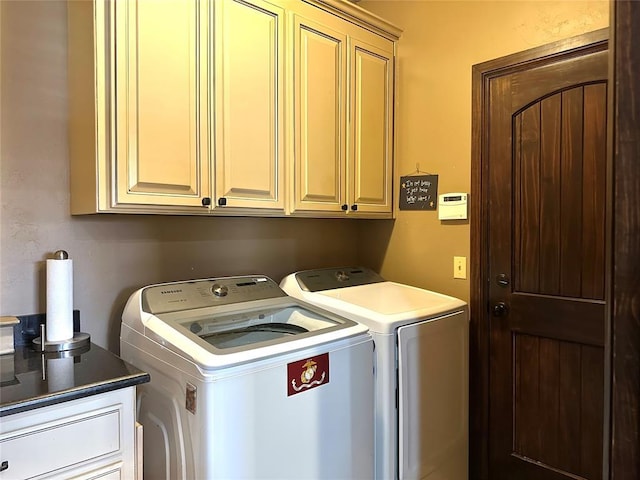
0,0,361,351
358,0,609,302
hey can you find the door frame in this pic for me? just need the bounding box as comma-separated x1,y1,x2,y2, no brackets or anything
469,29,609,480
608,2,640,479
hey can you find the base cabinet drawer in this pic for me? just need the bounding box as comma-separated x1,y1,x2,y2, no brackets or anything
1,409,120,479
0,388,136,480
69,462,124,480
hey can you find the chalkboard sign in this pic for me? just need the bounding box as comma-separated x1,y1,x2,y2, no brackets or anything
399,174,438,210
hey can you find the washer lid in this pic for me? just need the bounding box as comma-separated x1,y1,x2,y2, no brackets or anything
282,276,467,334
171,303,347,352
122,276,369,369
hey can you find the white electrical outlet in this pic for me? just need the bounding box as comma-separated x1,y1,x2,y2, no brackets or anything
454,256,467,279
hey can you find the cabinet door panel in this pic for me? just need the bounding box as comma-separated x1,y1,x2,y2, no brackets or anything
292,16,347,213
114,0,209,207
349,38,394,214
215,0,284,211
0,409,120,479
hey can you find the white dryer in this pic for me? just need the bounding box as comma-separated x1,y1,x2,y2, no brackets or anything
120,275,374,480
281,267,469,480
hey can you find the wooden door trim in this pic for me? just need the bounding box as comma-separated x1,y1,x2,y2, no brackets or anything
608,2,640,478
470,28,609,480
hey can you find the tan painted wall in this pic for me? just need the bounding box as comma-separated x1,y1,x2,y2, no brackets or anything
0,0,360,351
358,0,609,303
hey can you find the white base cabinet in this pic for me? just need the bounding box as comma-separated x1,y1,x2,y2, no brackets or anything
0,388,138,480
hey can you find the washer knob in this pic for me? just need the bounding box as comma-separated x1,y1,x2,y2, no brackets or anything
211,284,229,297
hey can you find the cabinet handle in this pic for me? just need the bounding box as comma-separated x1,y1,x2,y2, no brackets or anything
218,197,227,206
341,204,348,211
1,460,8,472
351,204,358,211
201,197,211,207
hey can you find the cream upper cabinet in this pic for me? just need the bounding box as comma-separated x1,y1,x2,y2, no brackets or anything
348,35,394,215
113,0,210,209
291,15,348,213
68,0,400,217
68,0,211,213
213,0,285,213
289,6,397,217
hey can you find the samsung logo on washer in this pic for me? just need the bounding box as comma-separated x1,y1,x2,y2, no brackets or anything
160,289,183,295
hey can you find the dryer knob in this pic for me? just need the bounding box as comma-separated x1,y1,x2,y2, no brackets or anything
336,271,350,282
211,284,229,297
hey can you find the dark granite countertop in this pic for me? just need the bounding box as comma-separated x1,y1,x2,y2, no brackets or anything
0,343,149,417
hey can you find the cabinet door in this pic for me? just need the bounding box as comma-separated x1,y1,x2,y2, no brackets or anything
291,15,348,214
348,36,394,215
113,0,210,208
214,0,285,211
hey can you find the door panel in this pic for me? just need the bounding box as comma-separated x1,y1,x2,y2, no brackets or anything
514,83,607,299
510,51,607,110
397,311,468,480
488,43,608,480
513,335,604,478
114,0,209,207
292,16,347,212
214,0,284,210
581,83,607,298
349,39,393,213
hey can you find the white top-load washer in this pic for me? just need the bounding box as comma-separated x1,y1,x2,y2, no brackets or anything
120,275,374,480
281,267,469,480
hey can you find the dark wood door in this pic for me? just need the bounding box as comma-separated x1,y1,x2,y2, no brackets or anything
487,45,608,479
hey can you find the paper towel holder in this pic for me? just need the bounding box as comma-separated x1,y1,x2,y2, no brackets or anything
34,249,91,352
33,324,90,352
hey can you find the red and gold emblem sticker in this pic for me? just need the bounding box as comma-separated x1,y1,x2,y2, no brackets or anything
287,353,329,396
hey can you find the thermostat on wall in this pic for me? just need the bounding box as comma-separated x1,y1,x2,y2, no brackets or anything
438,193,468,220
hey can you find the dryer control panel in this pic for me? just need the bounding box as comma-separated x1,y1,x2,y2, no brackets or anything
295,267,385,292
141,276,287,314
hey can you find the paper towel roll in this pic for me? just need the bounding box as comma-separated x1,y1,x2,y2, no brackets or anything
46,257,74,342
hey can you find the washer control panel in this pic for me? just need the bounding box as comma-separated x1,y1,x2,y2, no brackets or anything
141,276,287,314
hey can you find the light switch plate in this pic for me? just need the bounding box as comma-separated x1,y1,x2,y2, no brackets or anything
454,256,467,279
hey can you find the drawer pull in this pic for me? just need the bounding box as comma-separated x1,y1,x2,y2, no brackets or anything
1,460,8,472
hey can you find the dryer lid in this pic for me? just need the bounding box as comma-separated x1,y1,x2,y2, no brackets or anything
320,282,465,316
281,270,467,334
